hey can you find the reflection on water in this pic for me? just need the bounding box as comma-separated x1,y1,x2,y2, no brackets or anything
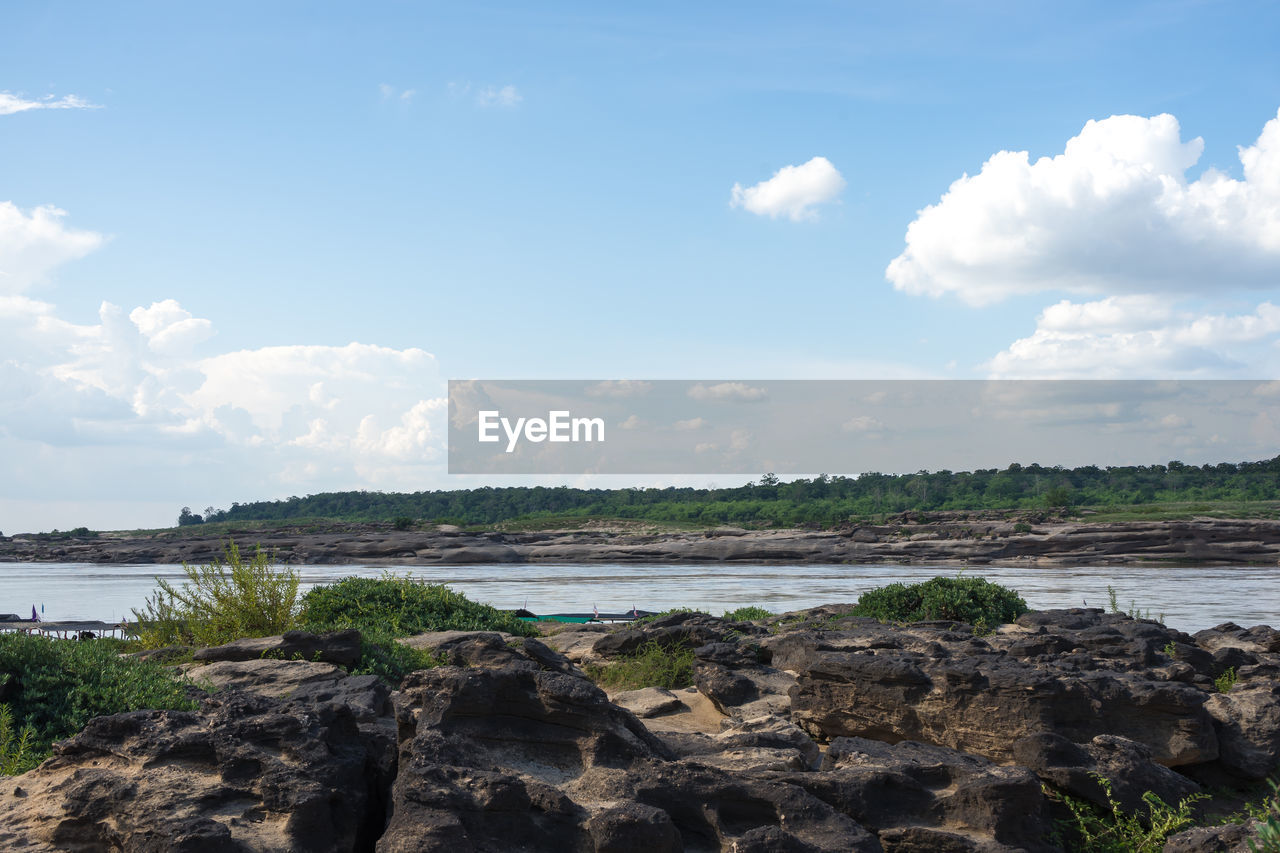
0,561,1275,633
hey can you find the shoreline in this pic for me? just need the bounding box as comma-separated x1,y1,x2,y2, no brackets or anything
3,516,1280,567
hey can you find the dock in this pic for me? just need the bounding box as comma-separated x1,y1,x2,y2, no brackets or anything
0,620,132,639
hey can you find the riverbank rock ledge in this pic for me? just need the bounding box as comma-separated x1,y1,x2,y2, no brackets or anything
0,606,1277,851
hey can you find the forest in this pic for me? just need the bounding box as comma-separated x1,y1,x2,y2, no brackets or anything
178,455,1280,529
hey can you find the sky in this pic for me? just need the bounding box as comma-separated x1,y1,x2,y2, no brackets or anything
2,1,1280,532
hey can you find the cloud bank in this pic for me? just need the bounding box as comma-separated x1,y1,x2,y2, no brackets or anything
887,109,1280,305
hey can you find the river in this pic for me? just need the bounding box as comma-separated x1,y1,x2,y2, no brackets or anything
2,561,1276,633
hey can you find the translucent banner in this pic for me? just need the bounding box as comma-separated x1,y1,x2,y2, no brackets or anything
447,380,1280,474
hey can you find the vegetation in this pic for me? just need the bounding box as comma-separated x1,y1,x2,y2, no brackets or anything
1215,666,1238,693
1052,775,1207,852
298,574,535,683
1244,779,1280,852
0,704,37,776
850,576,1029,628
723,605,773,622
0,633,195,774
584,641,696,691
129,542,301,647
177,455,1280,529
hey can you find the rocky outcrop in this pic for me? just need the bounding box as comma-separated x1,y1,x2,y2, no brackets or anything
378,663,881,852
785,610,1234,769
193,629,363,667
8,516,1280,566
1,608,1276,852
0,691,393,852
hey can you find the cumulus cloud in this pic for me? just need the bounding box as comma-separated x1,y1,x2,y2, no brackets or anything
730,157,845,221
0,92,98,116
688,382,767,402
888,109,1280,305
0,203,105,293
674,417,707,430
987,297,1280,377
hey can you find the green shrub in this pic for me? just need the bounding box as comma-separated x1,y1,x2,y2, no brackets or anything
584,641,695,691
723,605,773,622
850,576,1029,628
1216,666,1238,693
1246,779,1280,852
299,574,536,638
130,542,300,648
1053,774,1206,852
0,634,195,773
1013,521,1034,533
0,704,38,776
392,516,414,530
299,574,535,683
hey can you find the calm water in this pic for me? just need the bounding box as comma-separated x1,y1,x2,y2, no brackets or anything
0,562,1275,633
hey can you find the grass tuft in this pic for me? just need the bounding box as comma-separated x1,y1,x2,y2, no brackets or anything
584,641,695,691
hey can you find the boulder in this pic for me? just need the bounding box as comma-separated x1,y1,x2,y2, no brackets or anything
1200,678,1280,781
770,736,1055,852
612,687,684,718
378,663,881,851
398,630,579,675
0,691,392,853
1011,732,1202,813
193,629,362,668
787,612,1220,767
592,612,741,659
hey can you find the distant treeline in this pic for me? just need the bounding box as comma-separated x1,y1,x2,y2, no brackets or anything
182,456,1280,529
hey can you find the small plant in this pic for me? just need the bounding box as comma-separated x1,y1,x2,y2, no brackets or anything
1246,778,1280,852
1106,585,1160,621
1216,666,1238,693
0,703,39,776
850,576,1029,629
584,641,695,691
392,516,414,531
723,605,772,622
1013,521,1033,534
1055,774,1206,852
130,542,301,648
0,634,196,771
1163,641,1177,658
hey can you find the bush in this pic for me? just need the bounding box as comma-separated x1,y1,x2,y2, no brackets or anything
299,575,536,638
1053,774,1206,852
723,605,772,622
130,542,301,648
299,574,535,683
850,576,1029,628
0,633,195,773
585,641,695,691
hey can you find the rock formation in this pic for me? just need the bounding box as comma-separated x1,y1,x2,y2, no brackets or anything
0,606,1276,851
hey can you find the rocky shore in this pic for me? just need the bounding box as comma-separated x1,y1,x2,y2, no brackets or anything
4,515,1280,567
1,607,1277,851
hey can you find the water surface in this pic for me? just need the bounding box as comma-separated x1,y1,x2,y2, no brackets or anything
2,562,1275,633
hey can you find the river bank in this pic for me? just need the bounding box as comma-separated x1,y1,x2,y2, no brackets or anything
4,515,1280,567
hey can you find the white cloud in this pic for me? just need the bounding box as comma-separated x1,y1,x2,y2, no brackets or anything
379,84,415,102
476,84,521,108
0,92,98,116
888,109,1280,305
674,417,707,430
688,381,767,401
987,297,1280,377
586,379,652,397
841,415,883,433
0,203,105,293
730,156,845,221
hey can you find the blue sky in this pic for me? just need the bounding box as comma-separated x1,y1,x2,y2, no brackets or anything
3,1,1280,531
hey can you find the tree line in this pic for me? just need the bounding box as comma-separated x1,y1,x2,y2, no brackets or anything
179,455,1280,529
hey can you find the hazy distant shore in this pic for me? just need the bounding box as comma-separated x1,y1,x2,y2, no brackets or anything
3,515,1280,567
